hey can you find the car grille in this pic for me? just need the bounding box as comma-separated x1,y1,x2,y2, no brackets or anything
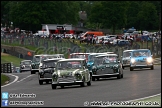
58,76,75,82
32,64,39,69
25,66,31,68
135,61,147,65
95,68,114,75
123,60,130,65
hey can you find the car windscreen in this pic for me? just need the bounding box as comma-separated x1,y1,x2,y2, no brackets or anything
88,55,96,62
123,51,132,58
94,56,118,65
42,61,56,68
71,54,86,59
57,61,82,70
102,56,118,63
132,51,150,57
40,57,48,63
22,61,31,65
88,54,106,62
33,56,40,62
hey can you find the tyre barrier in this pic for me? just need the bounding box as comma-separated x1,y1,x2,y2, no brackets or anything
1,63,13,73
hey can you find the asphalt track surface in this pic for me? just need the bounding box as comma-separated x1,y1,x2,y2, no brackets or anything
1,65,161,107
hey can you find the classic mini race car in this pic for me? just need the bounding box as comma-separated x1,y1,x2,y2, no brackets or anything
68,53,90,62
20,60,32,73
87,52,114,73
91,54,123,81
129,49,154,71
38,58,64,85
31,54,65,74
31,54,44,74
121,50,133,69
51,58,91,89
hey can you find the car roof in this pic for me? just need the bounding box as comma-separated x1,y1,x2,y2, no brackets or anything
21,60,32,62
104,52,114,54
53,54,64,55
89,52,114,55
132,49,150,51
89,53,108,55
70,53,90,55
123,49,150,52
95,54,118,58
123,50,134,52
43,58,64,62
35,54,52,56
58,58,85,62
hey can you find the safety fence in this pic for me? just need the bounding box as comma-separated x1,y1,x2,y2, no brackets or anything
1,32,161,59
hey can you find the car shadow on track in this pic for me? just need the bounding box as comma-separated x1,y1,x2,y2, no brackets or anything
93,77,119,81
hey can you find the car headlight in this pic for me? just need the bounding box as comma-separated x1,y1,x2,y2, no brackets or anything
39,69,43,73
52,72,58,79
87,64,90,67
75,71,81,75
21,65,25,69
52,72,57,76
147,57,153,63
92,66,96,71
75,72,82,80
131,58,136,63
113,64,118,69
113,65,118,68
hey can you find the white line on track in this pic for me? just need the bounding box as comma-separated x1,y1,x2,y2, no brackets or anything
1,74,19,88
128,93,161,101
16,74,34,83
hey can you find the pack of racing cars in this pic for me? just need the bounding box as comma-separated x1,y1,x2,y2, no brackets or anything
19,48,154,89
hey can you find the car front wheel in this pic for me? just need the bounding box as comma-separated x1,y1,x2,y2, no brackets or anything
80,78,86,87
87,80,91,86
31,71,35,74
52,84,57,89
150,65,154,70
122,65,125,69
92,77,95,81
61,86,64,89
39,80,43,85
130,67,134,71
117,71,122,79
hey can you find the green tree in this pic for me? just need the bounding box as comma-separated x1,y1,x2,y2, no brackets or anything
125,1,140,29
1,1,11,26
137,1,159,30
8,1,80,32
88,1,129,34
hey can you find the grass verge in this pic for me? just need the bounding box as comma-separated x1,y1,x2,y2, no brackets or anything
1,53,24,67
1,74,10,86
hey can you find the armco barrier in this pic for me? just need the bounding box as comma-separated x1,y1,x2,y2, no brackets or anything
1,63,13,73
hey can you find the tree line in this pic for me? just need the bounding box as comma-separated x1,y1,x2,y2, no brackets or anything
1,1,161,34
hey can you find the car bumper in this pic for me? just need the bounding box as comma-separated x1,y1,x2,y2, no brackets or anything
122,64,130,67
130,64,153,68
20,69,31,71
52,80,83,86
31,69,39,72
39,78,52,81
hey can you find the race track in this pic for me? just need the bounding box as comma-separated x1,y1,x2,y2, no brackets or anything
1,65,161,107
